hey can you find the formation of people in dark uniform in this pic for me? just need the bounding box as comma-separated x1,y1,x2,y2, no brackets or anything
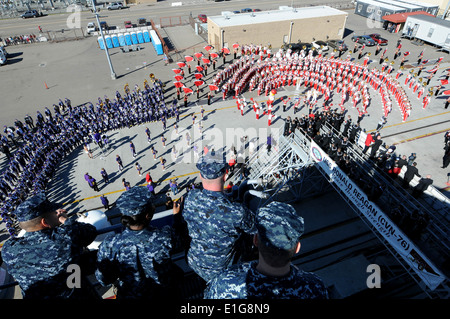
0,79,178,238
281,105,434,245
443,131,450,169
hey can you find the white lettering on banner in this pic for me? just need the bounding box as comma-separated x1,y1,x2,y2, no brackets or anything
309,141,446,290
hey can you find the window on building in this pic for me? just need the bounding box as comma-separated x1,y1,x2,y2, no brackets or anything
358,4,362,12
427,28,434,37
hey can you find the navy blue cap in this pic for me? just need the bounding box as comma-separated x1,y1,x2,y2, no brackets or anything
196,151,228,179
256,201,304,250
115,186,153,216
15,193,61,222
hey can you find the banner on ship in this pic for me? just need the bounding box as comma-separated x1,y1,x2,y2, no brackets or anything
309,141,446,291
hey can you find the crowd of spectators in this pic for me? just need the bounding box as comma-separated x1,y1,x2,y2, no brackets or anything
1,34,40,46
280,105,433,241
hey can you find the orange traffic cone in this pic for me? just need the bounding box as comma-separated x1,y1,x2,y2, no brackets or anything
44,82,49,89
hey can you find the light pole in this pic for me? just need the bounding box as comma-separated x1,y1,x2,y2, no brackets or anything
92,0,117,80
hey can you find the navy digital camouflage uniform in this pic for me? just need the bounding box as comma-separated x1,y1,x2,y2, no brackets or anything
183,152,255,283
204,201,328,299
95,186,184,299
1,193,98,299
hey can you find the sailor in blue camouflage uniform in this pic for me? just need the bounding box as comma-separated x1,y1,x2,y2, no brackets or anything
204,201,329,299
183,151,256,284
1,193,98,299
95,186,186,299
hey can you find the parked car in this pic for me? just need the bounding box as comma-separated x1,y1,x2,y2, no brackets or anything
253,9,262,12
312,40,329,51
0,50,7,65
368,33,388,45
232,10,240,14
198,14,207,23
100,21,109,31
241,8,252,13
124,21,133,28
107,2,123,10
0,46,8,57
86,22,97,34
138,18,147,26
21,10,41,18
282,42,314,53
351,35,376,46
328,39,348,52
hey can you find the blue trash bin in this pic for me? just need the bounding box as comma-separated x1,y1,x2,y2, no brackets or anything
125,32,132,45
112,34,120,48
131,32,138,45
137,31,144,44
98,36,105,50
143,29,150,43
105,35,113,49
118,33,125,46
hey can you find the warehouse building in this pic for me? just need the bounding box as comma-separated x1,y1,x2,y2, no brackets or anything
394,0,440,15
355,0,440,20
402,13,450,50
355,0,409,21
206,6,348,51
381,10,436,33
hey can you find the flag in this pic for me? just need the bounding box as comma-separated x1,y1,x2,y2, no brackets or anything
202,58,211,64
210,52,219,59
426,67,438,73
173,81,184,88
403,51,410,56
209,84,219,91
443,89,450,95
194,72,203,79
196,65,204,72
222,47,230,54
418,49,425,57
421,59,429,64
172,68,182,74
232,43,239,49
436,57,444,64
204,45,213,51
441,79,449,85
182,87,193,94
176,62,186,68
174,75,184,81
194,52,203,59
194,80,204,87
185,55,194,62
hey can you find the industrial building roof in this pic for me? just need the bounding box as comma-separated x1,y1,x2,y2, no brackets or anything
377,0,422,10
395,0,439,9
355,0,409,11
382,10,435,23
405,13,450,28
208,6,348,28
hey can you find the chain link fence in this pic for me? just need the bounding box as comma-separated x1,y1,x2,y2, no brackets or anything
0,0,106,19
